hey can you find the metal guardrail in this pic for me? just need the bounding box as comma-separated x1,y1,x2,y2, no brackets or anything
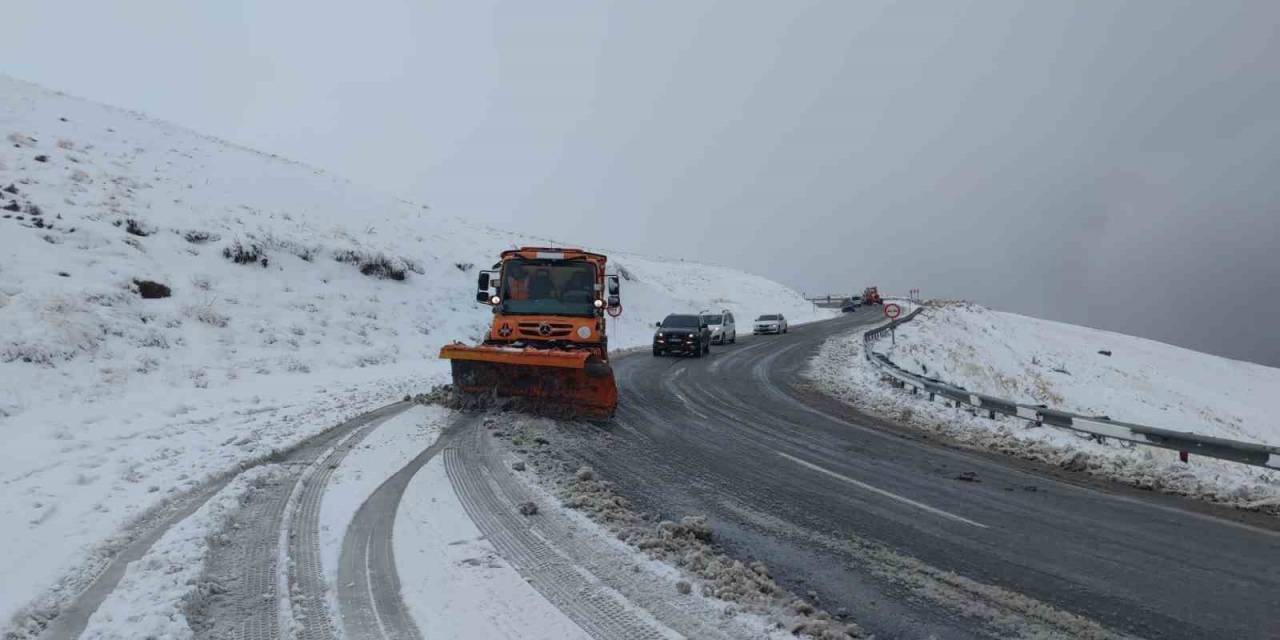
863,308,1280,471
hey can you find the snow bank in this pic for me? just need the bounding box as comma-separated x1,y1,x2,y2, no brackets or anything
0,75,828,625
886,302,1280,447
807,302,1280,507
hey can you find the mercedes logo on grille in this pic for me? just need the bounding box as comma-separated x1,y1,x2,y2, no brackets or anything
537,322,552,336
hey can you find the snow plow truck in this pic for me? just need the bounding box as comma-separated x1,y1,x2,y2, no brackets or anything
440,247,622,421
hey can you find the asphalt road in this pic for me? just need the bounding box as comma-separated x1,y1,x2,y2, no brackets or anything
29,309,1280,640
559,309,1280,639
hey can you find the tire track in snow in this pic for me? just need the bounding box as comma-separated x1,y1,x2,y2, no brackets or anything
33,401,412,640
446,425,678,640
335,412,475,640
187,401,411,640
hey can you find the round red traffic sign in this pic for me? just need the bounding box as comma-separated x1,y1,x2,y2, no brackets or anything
884,303,901,319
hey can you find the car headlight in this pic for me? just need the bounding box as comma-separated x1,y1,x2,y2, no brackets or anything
656,332,663,337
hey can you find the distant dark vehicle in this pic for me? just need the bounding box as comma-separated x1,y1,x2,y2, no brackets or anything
841,299,860,313
653,314,711,357
753,313,788,335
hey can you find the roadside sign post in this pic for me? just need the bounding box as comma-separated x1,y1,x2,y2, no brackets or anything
884,303,901,345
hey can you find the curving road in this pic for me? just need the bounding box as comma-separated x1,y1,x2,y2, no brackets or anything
31,310,1280,640
555,309,1280,639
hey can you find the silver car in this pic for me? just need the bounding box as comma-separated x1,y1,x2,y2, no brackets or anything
752,313,788,335
700,309,736,345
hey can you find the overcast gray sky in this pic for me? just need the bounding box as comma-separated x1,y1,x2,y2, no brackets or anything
6,1,1279,365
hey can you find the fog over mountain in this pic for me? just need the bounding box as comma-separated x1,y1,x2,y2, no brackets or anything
6,0,1278,364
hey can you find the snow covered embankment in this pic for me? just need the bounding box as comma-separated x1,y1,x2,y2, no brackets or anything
807,302,1280,508
0,74,830,626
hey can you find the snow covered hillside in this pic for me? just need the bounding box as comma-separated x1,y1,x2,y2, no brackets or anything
809,302,1280,506
0,75,829,624
888,302,1280,447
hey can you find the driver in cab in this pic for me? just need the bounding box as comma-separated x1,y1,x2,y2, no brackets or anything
505,263,531,300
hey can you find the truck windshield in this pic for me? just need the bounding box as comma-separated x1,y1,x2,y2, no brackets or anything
662,315,699,328
501,258,597,316
701,315,722,325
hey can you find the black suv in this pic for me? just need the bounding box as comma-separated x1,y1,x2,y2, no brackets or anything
653,314,711,357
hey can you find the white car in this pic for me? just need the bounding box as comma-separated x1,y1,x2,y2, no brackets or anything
700,309,736,345
753,313,788,335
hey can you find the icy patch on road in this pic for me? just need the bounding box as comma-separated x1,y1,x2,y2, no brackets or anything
804,316,1280,511
77,464,283,640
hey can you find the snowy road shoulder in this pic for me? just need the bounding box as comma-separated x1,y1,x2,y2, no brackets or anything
78,464,285,640
0,369,433,634
805,310,1280,509
394,450,592,640
319,404,446,621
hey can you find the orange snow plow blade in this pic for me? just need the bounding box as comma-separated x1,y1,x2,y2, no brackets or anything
439,344,618,421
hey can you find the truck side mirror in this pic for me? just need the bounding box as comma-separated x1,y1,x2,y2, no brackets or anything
606,275,620,295
476,271,496,304
608,295,620,308
655,321,662,328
